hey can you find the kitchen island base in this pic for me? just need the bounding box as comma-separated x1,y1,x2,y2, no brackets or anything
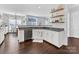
18,26,67,48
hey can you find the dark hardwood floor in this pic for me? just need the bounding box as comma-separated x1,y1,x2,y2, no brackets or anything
0,33,79,54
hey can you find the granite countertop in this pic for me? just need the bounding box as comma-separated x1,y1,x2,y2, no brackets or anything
18,25,64,32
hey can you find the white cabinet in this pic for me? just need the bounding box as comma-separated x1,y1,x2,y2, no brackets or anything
44,30,64,48
32,29,44,42
0,27,5,45
52,31,61,47
17,28,64,48
5,27,8,34
18,29,24,42
32,29,38,39
32,29,44,39
32,29,64,48
17,26,65,48
44,30,53,43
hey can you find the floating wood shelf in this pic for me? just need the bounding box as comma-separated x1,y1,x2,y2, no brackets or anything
52,22,64,23
50,8,64,13
51,15,64,18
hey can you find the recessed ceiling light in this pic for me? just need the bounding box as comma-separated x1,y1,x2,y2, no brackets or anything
38,6,41,9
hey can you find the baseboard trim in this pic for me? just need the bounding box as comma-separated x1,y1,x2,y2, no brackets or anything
43,40,61,49
0,39,5,47
68,37,79,39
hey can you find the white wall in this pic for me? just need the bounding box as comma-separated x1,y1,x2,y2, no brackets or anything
68,5,79,38
64,5,71,37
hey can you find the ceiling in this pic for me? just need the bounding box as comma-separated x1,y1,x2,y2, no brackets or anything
0,4,59,17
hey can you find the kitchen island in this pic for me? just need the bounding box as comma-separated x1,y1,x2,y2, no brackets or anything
18,25,66,48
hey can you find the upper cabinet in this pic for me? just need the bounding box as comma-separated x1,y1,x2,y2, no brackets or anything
50,4,64,23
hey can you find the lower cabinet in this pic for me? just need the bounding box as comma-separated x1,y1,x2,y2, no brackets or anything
44,30,64,48
32,29,64,48
0,27,5,45
18,29,24,42
32,29,44,40
44,30,53,43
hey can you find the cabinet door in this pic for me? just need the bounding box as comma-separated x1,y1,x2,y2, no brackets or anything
32,29,38,39
32,29,44,40
48,30,54,44
18,29,24,42
52,31,60,47
44,30,60,47
37,30,41,39
44,30,53,43
43,30,48,41
38,29,44,39
32,29,41,39
0,28,4,44
43,30,46,40
0,29,2,44
59,31,64,46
